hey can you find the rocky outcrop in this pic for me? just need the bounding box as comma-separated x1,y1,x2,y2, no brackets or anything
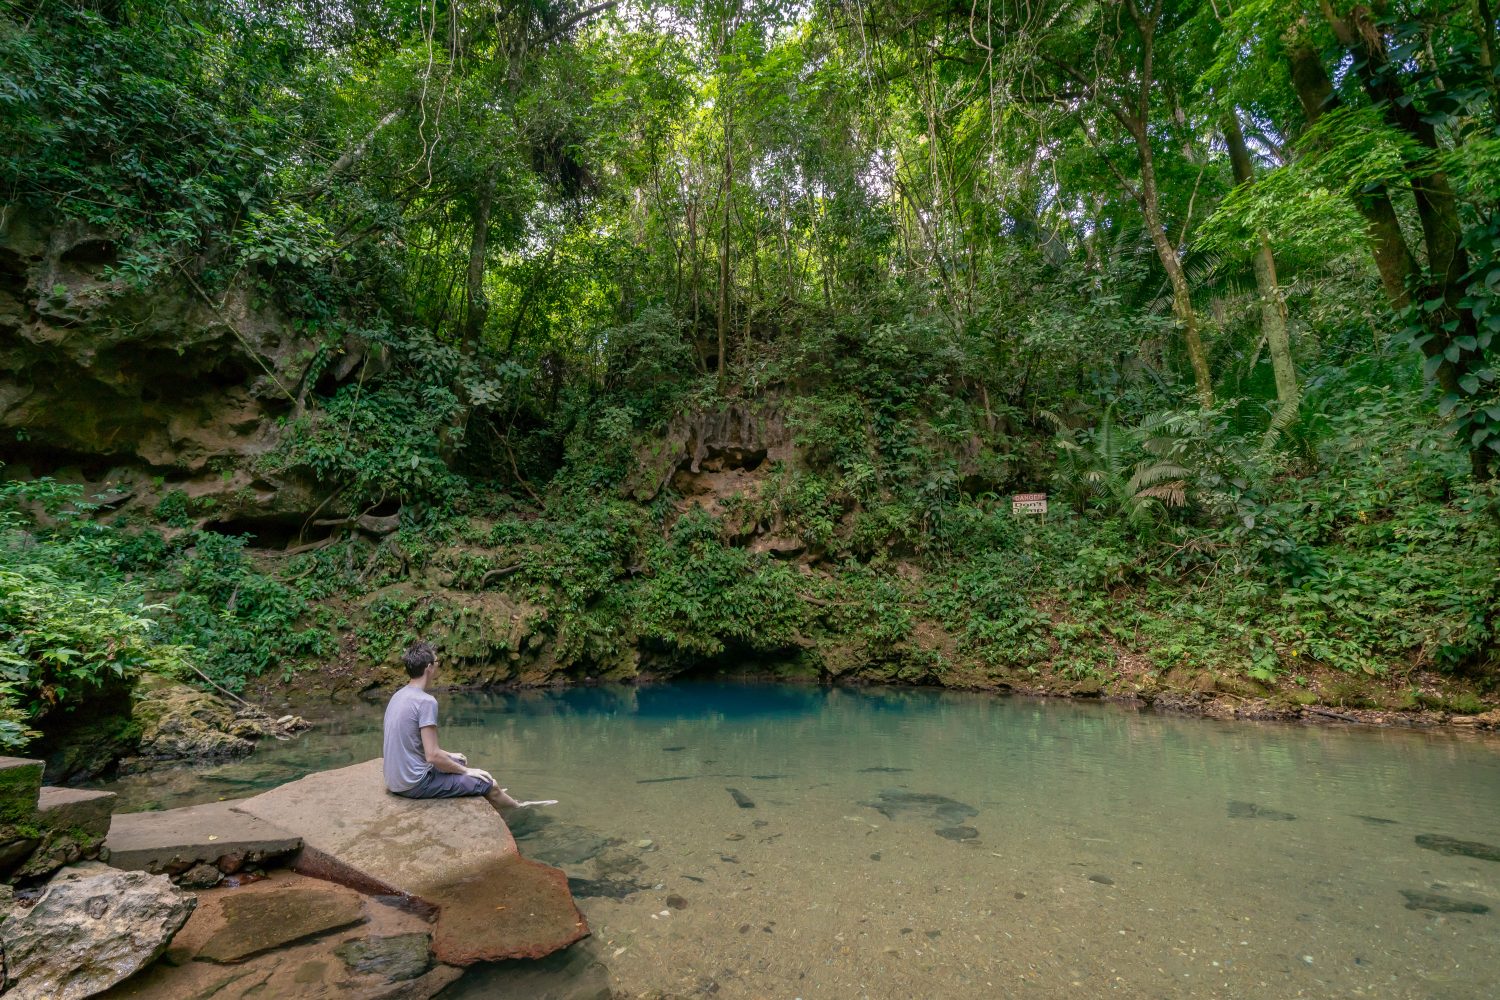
11,787,116,880
120,675,308,775
36,675,307,784
0,867,194,999
0,208,365,537
193,882,365,963
625,399,796,503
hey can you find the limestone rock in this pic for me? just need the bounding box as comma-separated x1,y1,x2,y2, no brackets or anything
0,208,341,524
0,869,194,1000
127,676,255,763
119,675,306,772
10,787,118,880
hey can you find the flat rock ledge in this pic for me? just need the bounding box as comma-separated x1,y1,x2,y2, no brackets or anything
230,758,588,965
105,799,302,888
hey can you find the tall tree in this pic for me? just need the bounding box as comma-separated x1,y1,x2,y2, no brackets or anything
1224,110,1299,440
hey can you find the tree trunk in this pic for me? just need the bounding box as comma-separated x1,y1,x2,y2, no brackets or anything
1132,129,1213,407
1285,32,1422,312
1115,0,1212,407
1475,0,1500,129
717,90,734,389
1225,112,1299,441
687,196,705,373
1290,15,1490,477
462,178,494,351
1284,20,1470,398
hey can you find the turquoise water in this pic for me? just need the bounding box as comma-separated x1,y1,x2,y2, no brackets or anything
103,684,1500,998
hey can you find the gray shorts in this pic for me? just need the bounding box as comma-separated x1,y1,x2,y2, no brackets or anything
395,768,494,799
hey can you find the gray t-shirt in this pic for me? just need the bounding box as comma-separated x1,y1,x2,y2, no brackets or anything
383,684,439,792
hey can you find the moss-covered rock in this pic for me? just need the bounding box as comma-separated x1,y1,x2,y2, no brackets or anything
120,675,306,773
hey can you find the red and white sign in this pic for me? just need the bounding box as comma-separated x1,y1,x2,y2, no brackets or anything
1012,492,1048,514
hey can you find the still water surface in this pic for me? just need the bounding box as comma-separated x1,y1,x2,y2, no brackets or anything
104,683,1500,998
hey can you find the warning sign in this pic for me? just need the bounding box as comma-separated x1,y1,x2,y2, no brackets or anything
1012,493,1048,514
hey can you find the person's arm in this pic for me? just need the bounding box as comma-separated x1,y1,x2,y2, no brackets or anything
419,725,470,775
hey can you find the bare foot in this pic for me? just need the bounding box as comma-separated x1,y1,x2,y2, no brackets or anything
495,788,558,809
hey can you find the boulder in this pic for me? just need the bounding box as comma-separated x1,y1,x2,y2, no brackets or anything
118,675,308,773
0,869,194,999
232,759,588,964
126,677,253,764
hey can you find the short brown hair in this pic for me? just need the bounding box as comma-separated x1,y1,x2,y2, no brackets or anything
402,640,437,678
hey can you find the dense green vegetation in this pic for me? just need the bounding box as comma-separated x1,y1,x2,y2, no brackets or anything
3,0,1499,746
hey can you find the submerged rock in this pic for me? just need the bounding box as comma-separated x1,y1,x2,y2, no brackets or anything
566,875,648,900
861,789,978,827
195,882,366,963
1401,890,1490,914
726,787,756,809
1227,800,1296,821
935,826,978,842
514,822,612,867
334,933,434,982
0,869,194,1000
1354,815,1399,826
591,848,645,878
1414,834,1500,863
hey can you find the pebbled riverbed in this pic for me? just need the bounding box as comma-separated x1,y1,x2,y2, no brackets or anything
101,683,1500,999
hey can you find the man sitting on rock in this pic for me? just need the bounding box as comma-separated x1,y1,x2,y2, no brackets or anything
382,640,555,811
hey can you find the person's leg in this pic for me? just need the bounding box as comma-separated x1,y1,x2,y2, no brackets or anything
484,783,524,811
397,768,555,811
396,769,494,800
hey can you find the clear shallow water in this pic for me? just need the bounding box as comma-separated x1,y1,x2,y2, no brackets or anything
102,684,1500,998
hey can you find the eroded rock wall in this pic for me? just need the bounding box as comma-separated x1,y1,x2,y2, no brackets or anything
0,208,333,531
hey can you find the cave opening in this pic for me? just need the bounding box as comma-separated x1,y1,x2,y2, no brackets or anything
201,515,332,551
59,238,120,268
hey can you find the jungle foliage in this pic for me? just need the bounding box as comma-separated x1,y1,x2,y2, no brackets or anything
2,0,1498,736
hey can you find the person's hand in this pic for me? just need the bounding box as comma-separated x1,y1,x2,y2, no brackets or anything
451,752,468,766
466,766,494,783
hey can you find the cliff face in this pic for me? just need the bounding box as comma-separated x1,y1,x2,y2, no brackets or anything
0,210,326,529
